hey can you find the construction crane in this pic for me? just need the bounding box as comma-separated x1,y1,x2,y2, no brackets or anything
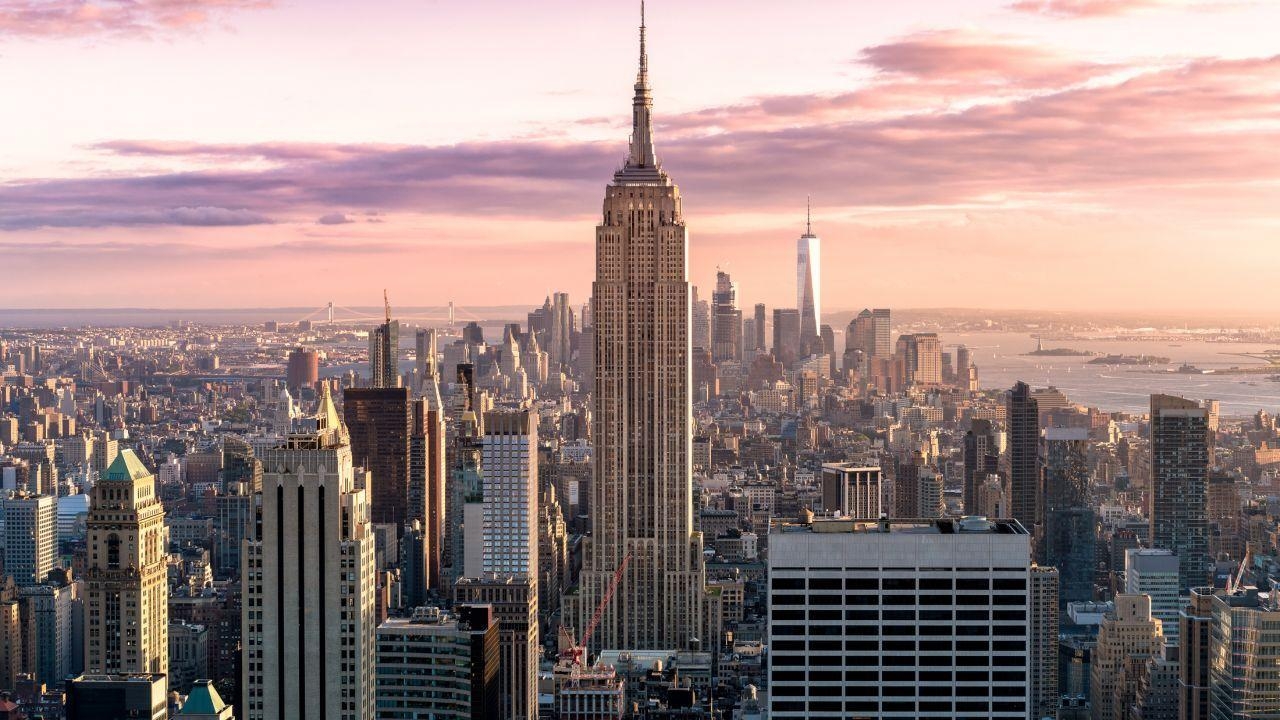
384,289,392,324
562,552,632,667
1230,547,1252,594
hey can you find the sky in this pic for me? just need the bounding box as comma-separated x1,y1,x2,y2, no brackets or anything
2,0,1279,314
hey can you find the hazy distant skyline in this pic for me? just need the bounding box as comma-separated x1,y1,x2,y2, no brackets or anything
3,0,1279,312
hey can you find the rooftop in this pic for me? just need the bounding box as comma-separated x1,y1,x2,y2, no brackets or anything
102,449,151,483
777,516,1028,536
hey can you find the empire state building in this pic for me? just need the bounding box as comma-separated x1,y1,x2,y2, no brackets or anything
570,6,705,652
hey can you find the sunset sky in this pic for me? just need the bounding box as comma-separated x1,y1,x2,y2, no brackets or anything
2,0,1279,313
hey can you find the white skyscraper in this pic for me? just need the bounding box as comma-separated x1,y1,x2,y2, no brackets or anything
796,202,821,350
481,411,539,576
241,388,377,720
2,493,56,588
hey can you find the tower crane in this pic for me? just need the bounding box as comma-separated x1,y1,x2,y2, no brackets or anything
562,552,632,667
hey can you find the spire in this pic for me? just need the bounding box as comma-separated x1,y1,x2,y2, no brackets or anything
628,1,658,169
806,196,812,235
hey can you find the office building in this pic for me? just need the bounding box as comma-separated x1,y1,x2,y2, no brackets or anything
241,388,377,720
895,333,942,386
963,419,999,514
1150,394,1209,592
1208,586,1280,718
768,516,1035,719
771,308,801,368
753,303,766,351
871,308,891,357
1125,549,1181,647
1090,594,1166,720
85,450,168,677
820,463,881,517
549,292,573,371
369,312,400,389
1041,427,1096,609
454,577,537,720
796,208,821,353
344,387,416,538
285,347,319,392
691,288,710,352
1,494,56,587
711,270,742,364
414,330,448,589
1179,587,1215,720
1008,381,1041,532
375,605,500,720
1029,566,1059,720
571,7,705,656
66,674,168,720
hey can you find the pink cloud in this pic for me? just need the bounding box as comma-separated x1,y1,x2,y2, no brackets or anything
0,0,271,38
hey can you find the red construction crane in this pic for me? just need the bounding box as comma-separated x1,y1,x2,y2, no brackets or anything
563,552,632,667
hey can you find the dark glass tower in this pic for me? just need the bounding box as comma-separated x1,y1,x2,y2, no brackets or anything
1150,394,1209,592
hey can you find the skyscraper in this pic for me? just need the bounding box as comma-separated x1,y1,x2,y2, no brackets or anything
1125,548,1182,646
285,346,319,392
871,308,891,357
85,449,168,677
241,388,377,720
771,308,800,368
1040,427,1095,610
1,494,56,587
572,6,705,654
769,516,1035,719
1008,381,1041,532
963,419,998,514
455,410,540,720
368,305,400,388
711,269,742,363
690,286,711,352
1090,594,1166,720
1150,393,1209,592
344,386,417,534
549,292,572,371
796,203,821,353
752,303,766,351
413,336,448,590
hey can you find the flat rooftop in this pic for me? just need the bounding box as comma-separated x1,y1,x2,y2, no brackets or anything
776,516,1028,536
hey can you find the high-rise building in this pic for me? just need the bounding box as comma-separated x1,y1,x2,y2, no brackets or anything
819,463,881,517
66,674,168,720
768,516,1035,719
753,303,767,351
452,409,540,720
1207,587,1280,718
241,388,377,720
572,7,705,655
1125,548,1182,647
871,308,891,357
1179,587,1215,720
771,308,800,368
85,450,167,677
481,411,538,577
548,292,573,371
1029,566,1059,720
368,312,400,389
1090,594,1166,720
796,207,821,352
894,333,942,386
344,387,416,538
412,349,448,590
690,287,711,353
1041,427,1095,609
375,605,500,720
1,494,56,587
1008,382,1041,533
963,419,999,514
711,270,743,363
414,328,437,380
1150,394,1209,592
285,347,319,392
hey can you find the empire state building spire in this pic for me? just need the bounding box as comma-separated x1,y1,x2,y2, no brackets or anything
629,1,658,170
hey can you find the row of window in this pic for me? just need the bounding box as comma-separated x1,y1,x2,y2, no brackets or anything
772,577,1027,591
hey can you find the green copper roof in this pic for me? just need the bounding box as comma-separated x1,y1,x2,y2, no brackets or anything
181,680,227,715
103,449,151,482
